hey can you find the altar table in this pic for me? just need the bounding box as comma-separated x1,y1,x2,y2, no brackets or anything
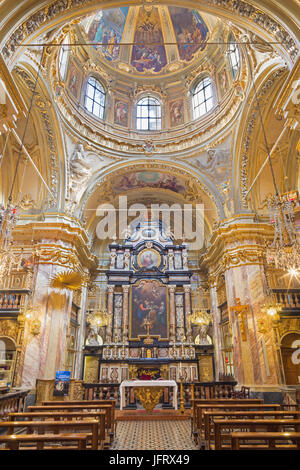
119,380,178,411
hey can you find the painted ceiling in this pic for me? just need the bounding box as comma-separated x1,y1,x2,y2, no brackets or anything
81,5,216,76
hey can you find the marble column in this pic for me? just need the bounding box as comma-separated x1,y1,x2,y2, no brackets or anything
225,262,281,389
184,285,192,343
73,276,89,379
209,282,224,380
168,285,176,343
106,285,114,344
20,262,73,388
122,285,129,344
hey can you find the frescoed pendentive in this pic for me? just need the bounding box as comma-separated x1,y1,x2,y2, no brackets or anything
168,6,209,61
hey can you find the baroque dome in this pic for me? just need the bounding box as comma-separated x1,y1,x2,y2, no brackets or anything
80,5,217,78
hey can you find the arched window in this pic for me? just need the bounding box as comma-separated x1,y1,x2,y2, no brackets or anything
84,77,106,120
228,41,240,79
136,96,161,131
192,77,214,120
58,35,70,81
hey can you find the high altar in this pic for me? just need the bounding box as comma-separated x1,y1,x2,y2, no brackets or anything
82,220,214,385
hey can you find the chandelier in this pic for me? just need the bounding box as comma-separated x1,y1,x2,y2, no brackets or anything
189,308,211,326
87,289,109,327
266,192,300,272
244,47,299,275
87,307,109,328
261,290,282,319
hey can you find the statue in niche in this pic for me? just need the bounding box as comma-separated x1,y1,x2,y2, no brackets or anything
110,251,117,269
182,249,188,269
124,252,130,269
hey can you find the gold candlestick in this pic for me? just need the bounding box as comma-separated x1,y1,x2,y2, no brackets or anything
180,378,185,414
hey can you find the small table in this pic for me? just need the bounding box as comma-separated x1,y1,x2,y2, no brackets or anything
119,380,178,411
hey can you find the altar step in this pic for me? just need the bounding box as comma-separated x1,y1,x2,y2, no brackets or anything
116,409,191,421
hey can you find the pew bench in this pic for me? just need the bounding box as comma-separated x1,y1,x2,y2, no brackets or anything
213,419,300,450
195,404,281,446
0,419,99,450
190,398,263,434
0,433,90,450
203,410,300,450
28,404,113,437
8,411,106,448
231,432,300,450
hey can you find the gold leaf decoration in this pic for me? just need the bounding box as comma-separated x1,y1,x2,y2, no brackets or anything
49,270,82,291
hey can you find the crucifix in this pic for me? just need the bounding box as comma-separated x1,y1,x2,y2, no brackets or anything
142,318,154,345
229,298,249,341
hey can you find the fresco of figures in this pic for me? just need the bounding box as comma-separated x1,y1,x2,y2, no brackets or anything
114,171,186,194
131,6,167,73
88,8,129,61
114,100,129,127
169,7,209,61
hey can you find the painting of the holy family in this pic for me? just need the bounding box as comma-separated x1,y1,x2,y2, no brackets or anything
130,280,168,340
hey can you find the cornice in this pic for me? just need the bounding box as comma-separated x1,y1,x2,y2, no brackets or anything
12,217,97,270
201,220,274,273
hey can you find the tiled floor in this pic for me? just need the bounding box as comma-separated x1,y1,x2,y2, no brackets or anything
111,420,197,450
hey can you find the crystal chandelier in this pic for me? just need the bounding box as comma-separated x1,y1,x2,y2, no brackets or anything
87,307,109,328
87,289,109,327
266,192,300,272
189,308,211,326
245,47,299,275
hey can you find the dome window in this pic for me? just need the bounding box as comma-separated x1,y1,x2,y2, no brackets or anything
84,77,106,120
192,77,214,120
136,96,161,131
228,41,240,79
58,35,70,81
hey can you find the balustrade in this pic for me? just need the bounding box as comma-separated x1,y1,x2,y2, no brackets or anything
0,290,29,311
82,381,237,409
272,289,300,310
0,389,29,420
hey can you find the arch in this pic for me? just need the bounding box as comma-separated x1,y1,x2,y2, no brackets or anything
280,332,300,385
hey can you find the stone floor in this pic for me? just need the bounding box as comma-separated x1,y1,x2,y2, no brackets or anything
111,419,197,450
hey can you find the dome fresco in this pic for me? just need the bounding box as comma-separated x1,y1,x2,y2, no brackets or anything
82,5,211,76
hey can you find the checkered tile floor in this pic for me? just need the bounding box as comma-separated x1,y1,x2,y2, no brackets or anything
111,420,197,450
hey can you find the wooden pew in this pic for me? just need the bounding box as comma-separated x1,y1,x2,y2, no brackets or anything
0,419,99,450
190,398,263,434
8,411,106,447
203,410,300,450
231,432,300,450
0,433,89,450
28,404,113,433
214,419,300,450
42,399,116,433
195,403,281,446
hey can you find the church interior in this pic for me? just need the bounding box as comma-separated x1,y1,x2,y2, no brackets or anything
0,0,300,452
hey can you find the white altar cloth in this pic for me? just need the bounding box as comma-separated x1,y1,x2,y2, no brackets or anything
119,380,178,410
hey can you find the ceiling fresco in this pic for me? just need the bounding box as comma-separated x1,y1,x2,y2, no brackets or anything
82,5,212,76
